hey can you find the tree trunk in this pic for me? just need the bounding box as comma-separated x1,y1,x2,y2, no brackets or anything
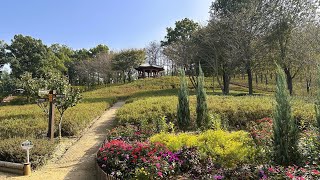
255,74,258,84
246,67,253,95
222,71,230,95
59,115,63,139
306,79,311,94
306,74,311,94
97,73,100,85
212,74,215,93
123,71,126,84
265,74,268,85
283,68,293,95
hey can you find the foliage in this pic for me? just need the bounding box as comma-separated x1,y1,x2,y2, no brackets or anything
150,132,198,151
198,130,256,168
210,113,223,130
152,116,169,133
196,64,209,129
7,34,63,78
116,95,315,130
106,124,154,142
0,72,17,97
298,129,319,164
47,73,82,139
112,49,145,83
0,138,56,169
17,72,47,102
260,163,320,179
177,69,190,131
150,130,256,168
273,66,300,166
248,117,274,163
161,18,199,76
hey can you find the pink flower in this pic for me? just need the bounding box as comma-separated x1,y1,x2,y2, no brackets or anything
103,157,107,161
157,171,163,177
268,167,275,173
286,172,294,179
156,163,161,169
312,169,320,175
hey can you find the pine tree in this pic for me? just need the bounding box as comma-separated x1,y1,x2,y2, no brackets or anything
196,64,210,129
177,69,190,131
273,65,300,166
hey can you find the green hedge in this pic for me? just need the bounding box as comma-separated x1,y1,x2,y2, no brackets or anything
0,77,190,139
0,138,56,169
116,96,315,129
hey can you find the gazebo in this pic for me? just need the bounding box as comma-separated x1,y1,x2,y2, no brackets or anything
135,63,164,79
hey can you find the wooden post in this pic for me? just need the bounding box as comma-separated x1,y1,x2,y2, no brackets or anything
48,90,56,140
23,163,31,176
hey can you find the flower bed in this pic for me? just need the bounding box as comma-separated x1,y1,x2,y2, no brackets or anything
97,120,320,179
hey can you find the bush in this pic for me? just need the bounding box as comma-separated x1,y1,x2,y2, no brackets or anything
198,130,256,168
116,95,315,130
0,138,56,169
150,132,198,151
150,130,256,168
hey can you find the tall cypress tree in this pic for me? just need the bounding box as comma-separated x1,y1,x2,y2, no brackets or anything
177,69,190,131
273,65,300,166
196,64,210,129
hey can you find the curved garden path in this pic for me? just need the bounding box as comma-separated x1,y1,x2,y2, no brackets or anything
0,101,125,180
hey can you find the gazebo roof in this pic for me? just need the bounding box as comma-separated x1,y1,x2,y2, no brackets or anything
135,63,164,71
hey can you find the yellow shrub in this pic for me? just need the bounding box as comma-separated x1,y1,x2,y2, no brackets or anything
150,132,198,151
150,130,256,168
198,130,256,168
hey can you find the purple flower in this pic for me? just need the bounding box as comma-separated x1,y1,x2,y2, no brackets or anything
213,175,224,180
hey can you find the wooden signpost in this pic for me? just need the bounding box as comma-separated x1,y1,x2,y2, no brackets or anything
37,89,65,141
48,90,56,140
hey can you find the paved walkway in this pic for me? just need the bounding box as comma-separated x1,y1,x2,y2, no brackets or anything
0,101,125,180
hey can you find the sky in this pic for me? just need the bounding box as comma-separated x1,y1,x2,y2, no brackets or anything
0,0,212,51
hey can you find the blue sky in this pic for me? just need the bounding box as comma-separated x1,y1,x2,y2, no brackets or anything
0,0,212,50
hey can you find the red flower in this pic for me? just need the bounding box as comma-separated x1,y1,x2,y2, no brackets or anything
312,169,320,175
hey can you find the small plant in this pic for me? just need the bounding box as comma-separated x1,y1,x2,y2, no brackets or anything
135,167,151,180
152,116,168,133
177,69,190,131
209,113,223,130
